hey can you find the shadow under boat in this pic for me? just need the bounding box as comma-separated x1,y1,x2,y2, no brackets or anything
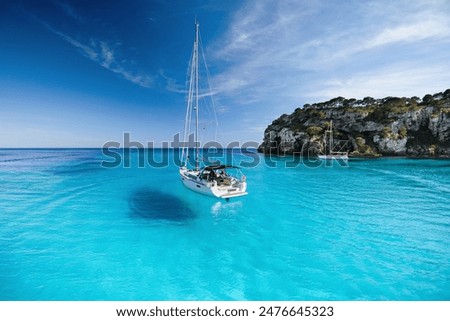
128,187,196,222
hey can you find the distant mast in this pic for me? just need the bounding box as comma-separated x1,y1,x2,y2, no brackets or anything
194,20,199,170
328,120,333,154
318,120,348,161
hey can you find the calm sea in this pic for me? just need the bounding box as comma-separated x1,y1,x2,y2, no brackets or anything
1,149,449,300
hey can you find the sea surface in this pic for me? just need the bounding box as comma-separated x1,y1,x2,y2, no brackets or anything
1,149,449,300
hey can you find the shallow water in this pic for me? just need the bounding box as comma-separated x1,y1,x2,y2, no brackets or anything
1,149,449,300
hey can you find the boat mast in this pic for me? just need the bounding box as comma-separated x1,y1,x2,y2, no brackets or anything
194,20,200,170
329,120,333,154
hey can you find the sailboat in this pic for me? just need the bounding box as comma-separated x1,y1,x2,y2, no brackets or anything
318,120,349,161
179,21,248,199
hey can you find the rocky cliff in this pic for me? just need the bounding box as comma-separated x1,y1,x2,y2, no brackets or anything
258,89,450,157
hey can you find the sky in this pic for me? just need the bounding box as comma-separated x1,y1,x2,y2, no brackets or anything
1,0,450,147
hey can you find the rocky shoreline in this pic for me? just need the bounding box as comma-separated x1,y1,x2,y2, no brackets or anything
258,89,450,157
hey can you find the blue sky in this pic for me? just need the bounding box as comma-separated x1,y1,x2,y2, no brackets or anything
1,0,450,147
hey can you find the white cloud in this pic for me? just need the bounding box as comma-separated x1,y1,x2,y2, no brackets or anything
209,0,450,111
100,42,114,68
58,29,152,88
370,18,449,48
33,11,153,88
45,25,98,61
55,1,85,23
330,8,450,61
306,64,450,101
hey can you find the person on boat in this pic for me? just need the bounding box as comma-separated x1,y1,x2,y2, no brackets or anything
203,169,215,182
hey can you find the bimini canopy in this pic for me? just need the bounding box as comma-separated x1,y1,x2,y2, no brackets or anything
202,165,240,171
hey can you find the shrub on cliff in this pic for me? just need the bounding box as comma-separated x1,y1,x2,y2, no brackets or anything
306,126,323,136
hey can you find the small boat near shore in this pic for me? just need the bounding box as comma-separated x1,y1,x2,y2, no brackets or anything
318,120,349,161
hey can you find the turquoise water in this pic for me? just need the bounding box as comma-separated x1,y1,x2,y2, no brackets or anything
1,149,449,300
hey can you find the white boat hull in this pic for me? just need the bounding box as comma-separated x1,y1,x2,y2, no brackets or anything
179,168,247,199
318,154,348,161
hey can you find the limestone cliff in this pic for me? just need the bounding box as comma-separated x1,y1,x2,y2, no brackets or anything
258,89,450,157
